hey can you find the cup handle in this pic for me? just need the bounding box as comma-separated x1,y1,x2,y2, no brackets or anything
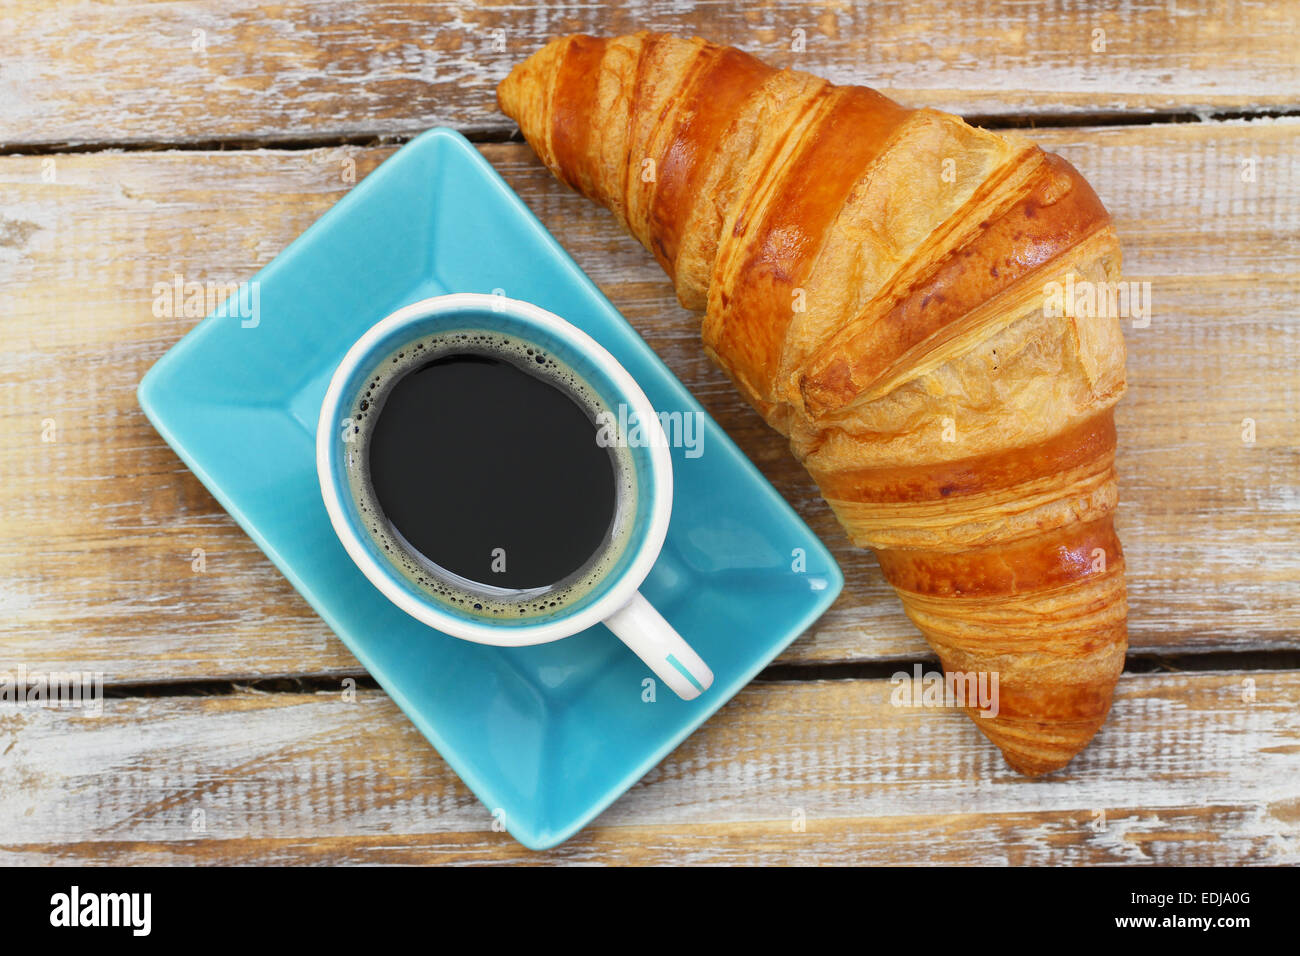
603,591,714,701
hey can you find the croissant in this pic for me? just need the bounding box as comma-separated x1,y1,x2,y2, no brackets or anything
497,32,1128,775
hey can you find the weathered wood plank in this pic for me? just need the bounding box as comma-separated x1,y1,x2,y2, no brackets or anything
0,119,1296,682
2,671,1297,863
4,805,1291,865
2,0,1297,148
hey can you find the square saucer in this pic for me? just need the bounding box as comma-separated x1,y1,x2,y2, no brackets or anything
138,128,843,849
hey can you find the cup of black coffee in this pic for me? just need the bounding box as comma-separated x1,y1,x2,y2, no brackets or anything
316,293,713,700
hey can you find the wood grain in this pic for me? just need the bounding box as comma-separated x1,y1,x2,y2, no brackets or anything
0,119,1297,682
2,671,1297,863
1,1,1298,148
3,0,1294,871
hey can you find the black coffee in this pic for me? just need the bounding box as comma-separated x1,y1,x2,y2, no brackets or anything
344,329,634,618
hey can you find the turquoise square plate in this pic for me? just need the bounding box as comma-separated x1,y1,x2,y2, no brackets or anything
138,128,843,850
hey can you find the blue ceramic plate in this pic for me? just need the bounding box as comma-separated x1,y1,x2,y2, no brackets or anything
138,128,843,850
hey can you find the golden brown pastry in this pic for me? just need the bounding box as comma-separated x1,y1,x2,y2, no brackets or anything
498,32,1128,775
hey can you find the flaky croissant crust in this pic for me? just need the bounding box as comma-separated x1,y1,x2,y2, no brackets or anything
499,32,1128,775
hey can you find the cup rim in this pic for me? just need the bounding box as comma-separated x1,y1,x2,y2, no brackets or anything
316,293,674,647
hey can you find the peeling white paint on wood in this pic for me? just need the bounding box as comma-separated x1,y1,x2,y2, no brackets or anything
1,1,1298,146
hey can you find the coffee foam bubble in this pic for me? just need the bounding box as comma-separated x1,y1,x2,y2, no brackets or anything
343,328,638,621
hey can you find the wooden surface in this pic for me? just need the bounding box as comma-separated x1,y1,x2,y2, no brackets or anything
1,0,1297,864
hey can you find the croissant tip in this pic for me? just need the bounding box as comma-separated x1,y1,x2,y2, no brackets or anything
496,35,573,132
495,62,521,120
988,716,1112,777
1002,751,1076,777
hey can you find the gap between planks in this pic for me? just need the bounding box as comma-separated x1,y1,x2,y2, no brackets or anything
4,107,1300,156
92,649,1300,702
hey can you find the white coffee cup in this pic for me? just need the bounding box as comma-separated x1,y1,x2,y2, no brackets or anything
316,293,713,700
